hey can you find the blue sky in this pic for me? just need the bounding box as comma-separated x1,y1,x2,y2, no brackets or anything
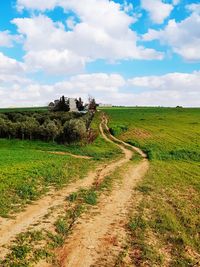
0,0,200,107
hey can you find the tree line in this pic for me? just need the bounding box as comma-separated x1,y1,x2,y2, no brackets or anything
0,111,97,143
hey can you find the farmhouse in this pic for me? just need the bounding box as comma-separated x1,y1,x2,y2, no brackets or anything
69,98,78,112
99,103,113,107
49,95,98,112
48,96,84,112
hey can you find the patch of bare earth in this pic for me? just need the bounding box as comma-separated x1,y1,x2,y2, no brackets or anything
44,151,92,159
121,128,152,141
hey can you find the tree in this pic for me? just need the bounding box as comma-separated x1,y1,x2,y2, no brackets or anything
6,121,17,139
45,121,60,142
54,96,70,112
76,97,84,111
0,118,7,138
22,117,39,140
88,97,97,112
63,119,87,143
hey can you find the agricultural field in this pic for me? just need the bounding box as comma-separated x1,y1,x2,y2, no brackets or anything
104,107,200,266
0,111,121,218
0,107,199,267
0,107,48,113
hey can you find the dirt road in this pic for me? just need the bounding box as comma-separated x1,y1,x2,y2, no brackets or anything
53,116,149,267
0,116,149,266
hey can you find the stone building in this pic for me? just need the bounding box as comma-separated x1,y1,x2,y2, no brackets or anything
69,98,78,112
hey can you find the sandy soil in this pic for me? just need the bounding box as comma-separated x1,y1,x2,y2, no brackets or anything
44,151,92,159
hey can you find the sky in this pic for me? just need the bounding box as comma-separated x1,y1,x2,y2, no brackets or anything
0,0,200,107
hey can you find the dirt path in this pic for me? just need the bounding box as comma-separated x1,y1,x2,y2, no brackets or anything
0,116,134,260
43,151,92,159
47,116,149,267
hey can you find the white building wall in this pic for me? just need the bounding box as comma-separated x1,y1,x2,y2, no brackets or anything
69,98,78,111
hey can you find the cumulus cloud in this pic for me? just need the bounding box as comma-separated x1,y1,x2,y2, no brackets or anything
0,52,25,74
13,1,163,75
0,73,125,107
128,71,200,92
186,3,200,15
17,0,57,12
24,50,85,75
0,72,199,108
127,71,200,106
143,13,200,61
141,0,173,24
0,31,21,47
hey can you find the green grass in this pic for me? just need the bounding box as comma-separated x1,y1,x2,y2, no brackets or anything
103,107,200,266
0,107,48,113
0,112,121,217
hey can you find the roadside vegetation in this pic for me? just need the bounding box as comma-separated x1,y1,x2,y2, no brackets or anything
0,111,95,143
104,107,200,266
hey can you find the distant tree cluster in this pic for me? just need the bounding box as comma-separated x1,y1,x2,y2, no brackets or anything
0,111,96,143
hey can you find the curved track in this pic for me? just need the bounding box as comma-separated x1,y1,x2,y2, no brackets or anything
55,116,149,267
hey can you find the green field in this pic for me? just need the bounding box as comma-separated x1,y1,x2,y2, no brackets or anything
0,113,121,217
104,107,200,266
0,107,48,113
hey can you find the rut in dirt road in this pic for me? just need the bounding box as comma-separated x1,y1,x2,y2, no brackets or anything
50,116,149,267
0,117,133,260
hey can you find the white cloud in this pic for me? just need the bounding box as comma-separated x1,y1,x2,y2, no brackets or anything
122,1,134,14
0,73,125,107
143,13,200,61
13,1,163,75
141,0,173,24
128,71,200,92
0,72,199,108
17,0,57,12
186,4,200,15
0,52,25,74
66,17,77,30
0,31,21,47
126,71,200,106
24,50,85,75
172,0,180,5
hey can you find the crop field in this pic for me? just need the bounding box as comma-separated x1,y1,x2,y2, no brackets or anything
104,107,200,266
0,112,121,218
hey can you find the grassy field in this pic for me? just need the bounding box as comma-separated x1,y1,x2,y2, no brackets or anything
104,107,200,266
0,112,121,217
0,107,48,113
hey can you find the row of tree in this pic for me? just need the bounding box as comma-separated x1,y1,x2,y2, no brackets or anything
0,111,96,143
